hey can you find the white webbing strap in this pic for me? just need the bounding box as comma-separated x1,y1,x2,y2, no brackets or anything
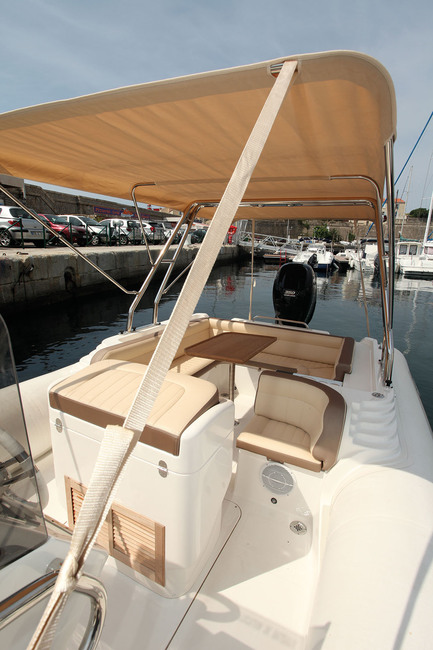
28,424,137,650
27,59,297,650
125,59,297,431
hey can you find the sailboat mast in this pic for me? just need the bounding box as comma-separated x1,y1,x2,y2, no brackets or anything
423,190,433,247
400,166,413,238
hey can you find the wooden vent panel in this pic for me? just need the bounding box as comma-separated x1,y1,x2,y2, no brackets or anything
65,477,165,586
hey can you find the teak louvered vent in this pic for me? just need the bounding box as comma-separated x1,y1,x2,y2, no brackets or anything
65,476,165,586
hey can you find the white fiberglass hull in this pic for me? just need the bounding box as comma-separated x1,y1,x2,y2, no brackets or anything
7,322,433,650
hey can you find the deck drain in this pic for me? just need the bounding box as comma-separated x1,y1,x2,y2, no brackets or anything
290,521,307,535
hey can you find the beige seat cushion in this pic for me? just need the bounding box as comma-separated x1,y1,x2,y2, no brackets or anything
209,318,354,381
169,355,217,376
236,371,346,472
248,352,335,379
91,319,215,377
49,359,219,455
238,414,322,471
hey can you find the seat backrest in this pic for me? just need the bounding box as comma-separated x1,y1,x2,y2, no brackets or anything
209,318,347,365
174,319,212,359
255,371,346,469
255,372,330,449
90,318,211,366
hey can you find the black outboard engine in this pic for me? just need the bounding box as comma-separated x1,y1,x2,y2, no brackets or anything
307,253,318,270
273,262,317,325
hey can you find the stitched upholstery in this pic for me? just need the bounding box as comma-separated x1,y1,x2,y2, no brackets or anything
49,359,219,455
236,371,346,472
209,319,354,381
91,317,354,382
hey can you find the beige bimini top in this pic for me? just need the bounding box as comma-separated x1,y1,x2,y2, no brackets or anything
0,50,396,225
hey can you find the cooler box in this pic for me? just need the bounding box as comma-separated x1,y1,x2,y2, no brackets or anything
49,360,234,597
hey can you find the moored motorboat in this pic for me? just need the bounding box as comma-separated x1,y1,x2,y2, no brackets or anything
1,50,433,650
350,240,378,272
396,200,433,278
334,246,357,271
397,240,433,278
292,244,337,273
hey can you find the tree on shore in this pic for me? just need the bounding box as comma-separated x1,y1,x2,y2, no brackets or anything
313,223,340,242
409,208,428,219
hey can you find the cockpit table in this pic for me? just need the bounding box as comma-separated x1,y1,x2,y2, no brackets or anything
185,332,277,400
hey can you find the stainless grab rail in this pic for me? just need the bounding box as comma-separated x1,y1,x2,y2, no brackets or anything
330,172,395,385
252,314,310,329
0,569,107,650
126,205,198,331
152,218,196,323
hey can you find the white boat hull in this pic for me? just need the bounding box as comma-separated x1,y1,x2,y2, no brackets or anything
3,321,431,649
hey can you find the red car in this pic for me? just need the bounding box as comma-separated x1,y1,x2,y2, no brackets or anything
38,214,86,245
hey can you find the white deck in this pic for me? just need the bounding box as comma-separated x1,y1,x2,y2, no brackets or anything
13,335,432,649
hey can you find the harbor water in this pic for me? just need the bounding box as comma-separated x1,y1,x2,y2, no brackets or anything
3,261,433,428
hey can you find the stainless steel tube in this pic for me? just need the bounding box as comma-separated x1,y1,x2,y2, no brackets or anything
0,569,107,650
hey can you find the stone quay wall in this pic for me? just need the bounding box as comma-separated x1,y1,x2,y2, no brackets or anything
0,244,240,313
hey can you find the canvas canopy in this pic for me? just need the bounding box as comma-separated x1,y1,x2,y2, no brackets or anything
0,50,396,224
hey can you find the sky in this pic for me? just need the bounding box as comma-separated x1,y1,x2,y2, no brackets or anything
1,0,433,214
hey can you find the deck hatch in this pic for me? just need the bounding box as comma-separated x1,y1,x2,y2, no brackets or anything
65,476,165,586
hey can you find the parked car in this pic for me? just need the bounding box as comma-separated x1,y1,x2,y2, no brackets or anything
98,218,140,245
38,214,86,245
190,228,208,244
0,206,45,247
163,223,184,244
143,220,166,244
60,215,109,245
98,217,166,245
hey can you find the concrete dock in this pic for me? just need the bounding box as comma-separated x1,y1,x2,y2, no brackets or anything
0,243,241,312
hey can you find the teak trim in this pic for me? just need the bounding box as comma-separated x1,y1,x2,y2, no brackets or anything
65,476,165,586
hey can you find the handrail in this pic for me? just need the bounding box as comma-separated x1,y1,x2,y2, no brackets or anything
126,206,197,331
158,260,194,297
252,314,310,329
385,139,396,333
0,569,107,650
330,173,395,384
131,183,157,265
152,213,196,323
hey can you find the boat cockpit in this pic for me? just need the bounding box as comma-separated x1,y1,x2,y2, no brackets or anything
1,51,433,650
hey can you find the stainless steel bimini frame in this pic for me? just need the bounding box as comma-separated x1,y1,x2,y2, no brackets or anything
126,198,375,331
0,184,137,297
125,200,198,331
331,153,396,385
1,141,396,385
135,176,396,385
